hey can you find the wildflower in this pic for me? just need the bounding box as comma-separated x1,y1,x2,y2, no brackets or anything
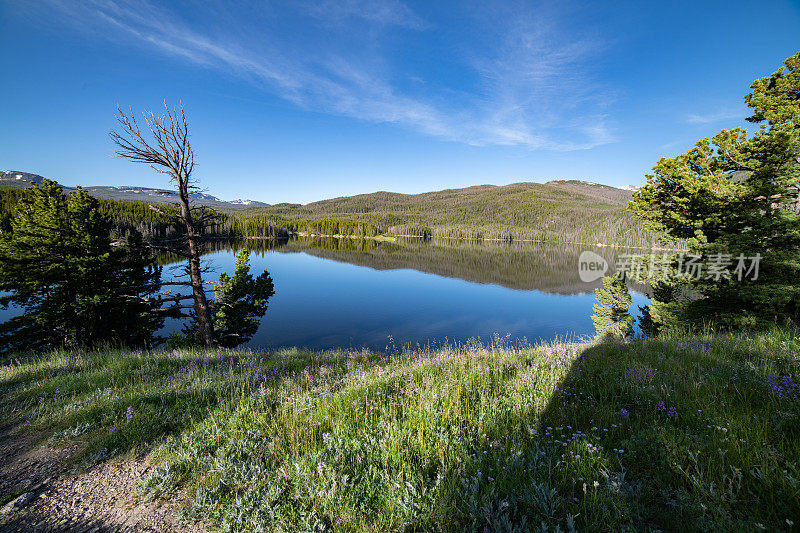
768,373,799,399
668,407,677,418
322,432,331,443
126,406,134,422
657,401,666,411
258,385,267,397
501,500,509,508
619,408,629,419
317,462,325,476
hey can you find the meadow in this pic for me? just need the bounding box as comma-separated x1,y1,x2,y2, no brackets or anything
1,329,798,531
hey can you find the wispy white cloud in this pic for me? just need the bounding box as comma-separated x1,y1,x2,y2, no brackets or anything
685,109,743,125
306,0,429,30
467,6,614,149
34,0,615,150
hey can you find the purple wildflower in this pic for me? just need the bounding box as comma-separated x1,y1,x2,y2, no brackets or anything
126,406,134,422
619,408,629,419
767,373,798,399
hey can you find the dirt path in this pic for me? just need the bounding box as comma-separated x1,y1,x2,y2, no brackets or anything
0,427,203,532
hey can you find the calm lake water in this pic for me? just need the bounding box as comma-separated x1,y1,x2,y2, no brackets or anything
0,238,649,350
157,238,649,350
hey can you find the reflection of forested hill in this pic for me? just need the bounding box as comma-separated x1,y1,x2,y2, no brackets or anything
232,237,641,295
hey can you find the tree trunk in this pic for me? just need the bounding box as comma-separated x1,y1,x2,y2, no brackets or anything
178,184,214,346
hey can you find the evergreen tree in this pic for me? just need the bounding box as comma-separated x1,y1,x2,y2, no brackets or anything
638,281,689,337
0,180,163,352
629,52,800,329
591,273,634,340
211,250,275,347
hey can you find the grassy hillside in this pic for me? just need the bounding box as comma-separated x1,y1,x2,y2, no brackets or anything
242,181,658,247
1,330,798,531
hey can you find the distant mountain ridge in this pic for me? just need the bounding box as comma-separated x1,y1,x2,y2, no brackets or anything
0,171,44,186
2,170,638,210
0,171,268,209
286,179,636,212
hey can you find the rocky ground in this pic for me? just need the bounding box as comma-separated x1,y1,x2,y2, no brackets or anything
0,427,203,532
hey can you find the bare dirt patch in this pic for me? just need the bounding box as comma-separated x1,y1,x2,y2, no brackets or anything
0,427,203,532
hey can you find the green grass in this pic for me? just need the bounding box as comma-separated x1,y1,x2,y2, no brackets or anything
1,331,798,531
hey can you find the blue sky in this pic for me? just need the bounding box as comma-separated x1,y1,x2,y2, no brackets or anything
1,1,799,204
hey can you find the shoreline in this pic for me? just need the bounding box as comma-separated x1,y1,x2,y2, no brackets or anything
242,232,683,251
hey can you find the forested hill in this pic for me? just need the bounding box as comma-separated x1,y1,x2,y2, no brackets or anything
241,180,654,246
286,180,633,213
2,173,652,246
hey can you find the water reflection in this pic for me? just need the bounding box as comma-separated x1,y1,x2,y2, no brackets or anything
180,236,643,295
155,237,649,350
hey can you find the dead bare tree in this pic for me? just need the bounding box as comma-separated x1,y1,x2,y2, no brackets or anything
110,102,216,346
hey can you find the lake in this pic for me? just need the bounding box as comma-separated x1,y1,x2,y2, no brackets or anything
157,238,649,350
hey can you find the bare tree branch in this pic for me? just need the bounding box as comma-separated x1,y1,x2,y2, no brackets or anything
111,102,216,346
